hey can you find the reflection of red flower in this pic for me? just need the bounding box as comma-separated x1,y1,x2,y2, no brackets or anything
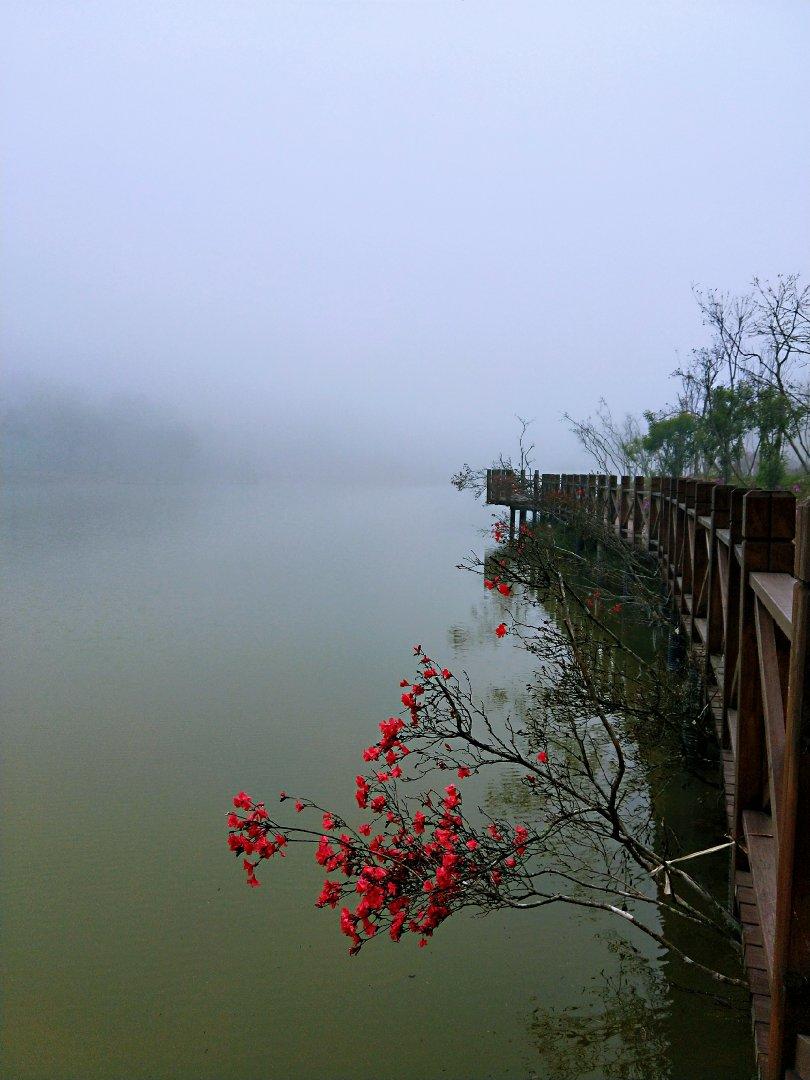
495,623,508,638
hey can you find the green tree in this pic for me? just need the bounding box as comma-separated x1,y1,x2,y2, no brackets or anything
638,411,698,477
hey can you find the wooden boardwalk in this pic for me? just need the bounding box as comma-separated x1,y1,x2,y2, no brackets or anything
487,468,810,1080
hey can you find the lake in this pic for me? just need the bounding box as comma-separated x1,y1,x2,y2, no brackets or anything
1,481,755,1079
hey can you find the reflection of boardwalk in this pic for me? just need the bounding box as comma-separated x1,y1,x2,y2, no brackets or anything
486,469,810,1080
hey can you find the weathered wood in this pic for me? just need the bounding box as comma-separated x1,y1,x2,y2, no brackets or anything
491,468,810,1076
755,597,788,851
769,503,810,1080
752,573,796,642
743,809,778,980
704,486,733,691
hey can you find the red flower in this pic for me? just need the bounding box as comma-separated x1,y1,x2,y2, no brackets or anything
497,583,511,596
457,767,471,778
232,791,251,810
358,823,372,836
295,800,305,812
536,751,548,764
316,880,342,909
441,668,452,679
484,579,496,590
322,813,336,831
611,603,622,614
495,623,508,638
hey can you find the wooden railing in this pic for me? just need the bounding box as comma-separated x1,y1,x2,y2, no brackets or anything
486,469,810,1080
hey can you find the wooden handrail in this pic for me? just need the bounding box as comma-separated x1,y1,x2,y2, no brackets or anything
483,469,810,1080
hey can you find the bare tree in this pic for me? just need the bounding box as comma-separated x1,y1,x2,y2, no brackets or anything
564,399,649,475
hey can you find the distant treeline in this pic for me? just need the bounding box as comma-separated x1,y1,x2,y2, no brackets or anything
2,383,203,481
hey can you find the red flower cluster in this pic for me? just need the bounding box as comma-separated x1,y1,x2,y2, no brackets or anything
227,658,540,952
333,782,528,954
227,798,287,887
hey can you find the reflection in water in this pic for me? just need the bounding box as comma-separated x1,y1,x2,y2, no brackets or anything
530,938,670,1080
1,482,755,1079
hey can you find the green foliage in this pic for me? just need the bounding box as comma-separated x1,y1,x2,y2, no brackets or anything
638,411,698,476
695,383,755,483
569,275,810,487
754,387,790,489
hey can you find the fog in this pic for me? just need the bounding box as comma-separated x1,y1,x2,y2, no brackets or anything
2,2,809,481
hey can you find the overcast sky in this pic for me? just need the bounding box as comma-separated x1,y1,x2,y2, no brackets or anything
3,1,809,479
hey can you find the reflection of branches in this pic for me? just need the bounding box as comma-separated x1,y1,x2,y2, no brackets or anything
531,937,670,1080
232,466,747,997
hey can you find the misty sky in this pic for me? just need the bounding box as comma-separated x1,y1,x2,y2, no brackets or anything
3,1,809,479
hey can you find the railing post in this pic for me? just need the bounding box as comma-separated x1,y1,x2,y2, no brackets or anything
615,475,627,536
605,475,616,528
722,489,747,751
689,481,715,642
672,478,688,607
632,475,645,545
648,476,662,549
596,474,607,523
769,501,810,1080
659,477,672,582
541,474,553,507
704,484,732,689
734,492,795,840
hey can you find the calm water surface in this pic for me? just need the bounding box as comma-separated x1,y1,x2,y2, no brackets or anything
2,482,754,1079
